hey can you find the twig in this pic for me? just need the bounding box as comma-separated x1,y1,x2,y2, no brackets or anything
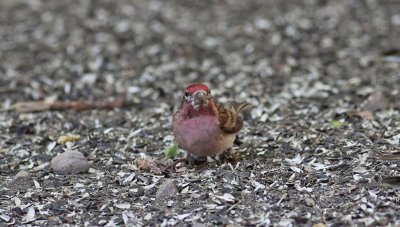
0,87,18,94
4,94,127,113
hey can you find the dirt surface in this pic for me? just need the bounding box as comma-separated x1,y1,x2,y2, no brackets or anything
1,0,400,226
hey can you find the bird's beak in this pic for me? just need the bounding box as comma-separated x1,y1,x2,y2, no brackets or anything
192,91,209,110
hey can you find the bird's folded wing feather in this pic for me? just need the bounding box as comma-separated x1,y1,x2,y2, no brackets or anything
217,102,251,134
225,101,252,113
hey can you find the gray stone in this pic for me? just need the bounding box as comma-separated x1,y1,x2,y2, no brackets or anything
50,150,89,175
156,179,178,198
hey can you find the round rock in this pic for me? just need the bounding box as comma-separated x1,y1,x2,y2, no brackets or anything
50,150,89,175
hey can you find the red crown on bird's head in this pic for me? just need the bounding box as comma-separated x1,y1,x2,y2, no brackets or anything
185,84,210,94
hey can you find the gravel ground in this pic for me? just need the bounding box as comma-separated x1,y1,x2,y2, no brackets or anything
1,0,400,226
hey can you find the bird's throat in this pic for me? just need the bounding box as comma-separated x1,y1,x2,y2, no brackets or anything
181,101,215,118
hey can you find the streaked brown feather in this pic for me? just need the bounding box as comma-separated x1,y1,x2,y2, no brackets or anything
217,101,251,134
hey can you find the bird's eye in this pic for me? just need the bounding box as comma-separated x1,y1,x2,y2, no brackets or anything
184,91,191,100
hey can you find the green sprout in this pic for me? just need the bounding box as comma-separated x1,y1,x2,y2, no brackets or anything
329,120,346,129
164,144,179,158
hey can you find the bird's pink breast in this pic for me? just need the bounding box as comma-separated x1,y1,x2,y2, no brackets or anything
172,116,235,156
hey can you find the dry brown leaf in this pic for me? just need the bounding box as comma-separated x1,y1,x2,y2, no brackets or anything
356,110,374,120
136,158,163,175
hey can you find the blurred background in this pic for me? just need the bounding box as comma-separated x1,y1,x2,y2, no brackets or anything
1,0,399,109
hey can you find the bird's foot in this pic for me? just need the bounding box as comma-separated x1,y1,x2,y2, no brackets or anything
216,148,241,164
162,158,185,173
164,153,206,170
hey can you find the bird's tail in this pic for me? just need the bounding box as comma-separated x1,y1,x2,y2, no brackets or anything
225,101,253,113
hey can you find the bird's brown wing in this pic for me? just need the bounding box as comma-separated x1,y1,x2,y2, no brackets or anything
217,102,251,134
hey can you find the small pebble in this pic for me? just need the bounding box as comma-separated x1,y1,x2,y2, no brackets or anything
50,150,89,175
9,170,33,190
13,170,30,180
156,179,178,198
305,197,316,207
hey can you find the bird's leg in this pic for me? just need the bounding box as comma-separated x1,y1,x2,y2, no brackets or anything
221,147,240,163
215,149,229,164
187,153,197,165
225,147,234,158
165,152,198,170
215,153,222,162
164,151,188,170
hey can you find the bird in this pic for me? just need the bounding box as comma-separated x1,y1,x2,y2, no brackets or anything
172,83,251,162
